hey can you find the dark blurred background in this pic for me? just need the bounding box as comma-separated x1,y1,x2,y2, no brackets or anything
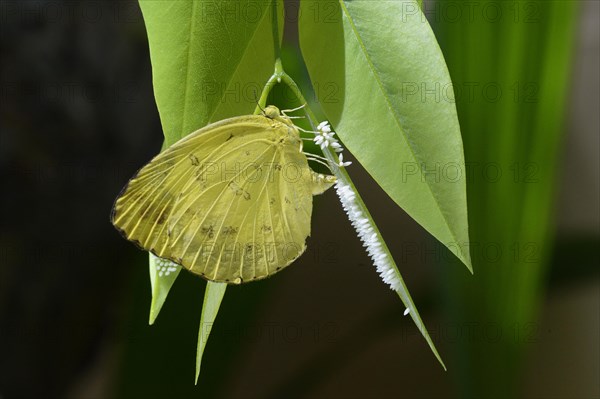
0,1,598,398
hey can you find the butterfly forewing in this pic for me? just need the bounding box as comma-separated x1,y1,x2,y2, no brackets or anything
112,114,317,283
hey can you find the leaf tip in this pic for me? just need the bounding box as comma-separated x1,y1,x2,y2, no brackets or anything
464,259,474,275
430,339,447,371
429,342,447,371
458,246,473,274
148,307,157,325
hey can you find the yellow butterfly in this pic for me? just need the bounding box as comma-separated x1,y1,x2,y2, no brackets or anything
111,106,336,284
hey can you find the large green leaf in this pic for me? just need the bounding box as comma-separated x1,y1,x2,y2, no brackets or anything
299,0,471,271
138,0,283,380
140,0,283,146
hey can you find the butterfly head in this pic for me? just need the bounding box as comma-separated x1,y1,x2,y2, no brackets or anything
263,105,294,127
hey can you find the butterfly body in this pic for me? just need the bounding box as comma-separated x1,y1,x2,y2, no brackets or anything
112,106,335,284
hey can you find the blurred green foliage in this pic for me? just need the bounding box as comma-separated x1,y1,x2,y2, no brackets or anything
434,0,579,396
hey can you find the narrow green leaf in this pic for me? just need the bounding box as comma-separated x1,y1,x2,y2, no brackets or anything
334,177,446,369
299,0,472,271
194,282,227,384
148,253,181,325
279,74,447,367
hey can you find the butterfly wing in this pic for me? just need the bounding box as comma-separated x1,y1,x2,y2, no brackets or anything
112,115,324,283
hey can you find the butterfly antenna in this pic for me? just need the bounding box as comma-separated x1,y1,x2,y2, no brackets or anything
253,90,266,113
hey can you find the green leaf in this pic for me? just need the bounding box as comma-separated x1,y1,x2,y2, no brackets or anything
138,0,283,378
148,253,181,325
299,0,472,271
195,282,227,384
139,0,284,146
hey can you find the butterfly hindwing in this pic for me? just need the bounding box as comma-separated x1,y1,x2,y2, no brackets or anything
112,112,322,283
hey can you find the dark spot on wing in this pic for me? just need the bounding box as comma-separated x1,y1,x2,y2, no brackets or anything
189,154,199,166
157,211,168,225
201,225,215,239
139,203,149,217
228,181,243,196
228,181,250,199
225,134,234,141
223,226,238,235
